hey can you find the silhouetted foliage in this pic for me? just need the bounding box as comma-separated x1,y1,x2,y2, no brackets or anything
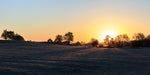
1,30,24,41
12,34,24,41
71,41,81,46
115,34,130,47
7,31,15,40
54,35,63,44
1,30,8,40
109,38,115,47
47,38,53,43
123,34,130,42
142,40,150,47
90,38,99,47
146,35,150,40
64,32,74,45
1,30,15,40
131,33,145,47
75,41,81,46
131,40,143,48
104,35,115,47
102,34,130,48
104,35,110,45
133,33,145,41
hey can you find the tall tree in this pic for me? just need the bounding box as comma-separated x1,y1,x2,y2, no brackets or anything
104,35,110,45
1,30,8,40
54,35,63,44
64,32,74,45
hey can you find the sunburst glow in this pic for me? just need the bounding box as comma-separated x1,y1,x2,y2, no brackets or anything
99,30,118,42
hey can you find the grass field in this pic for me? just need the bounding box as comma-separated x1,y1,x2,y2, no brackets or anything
0,41,150,75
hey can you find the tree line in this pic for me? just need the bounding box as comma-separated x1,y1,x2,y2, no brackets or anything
1,29,150,48
89,33,150,48
47,32,74,45
1,30,74,45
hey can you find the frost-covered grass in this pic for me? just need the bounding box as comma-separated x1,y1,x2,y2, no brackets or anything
0,41,150,75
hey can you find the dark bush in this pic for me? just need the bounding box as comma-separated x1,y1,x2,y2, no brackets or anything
12,34,24,41
131,40,143,48
91,40,99,47
47,38,53,43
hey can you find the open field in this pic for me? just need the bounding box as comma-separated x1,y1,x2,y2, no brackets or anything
0,41,150,75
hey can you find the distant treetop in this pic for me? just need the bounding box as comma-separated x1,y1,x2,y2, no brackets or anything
1,30,24,41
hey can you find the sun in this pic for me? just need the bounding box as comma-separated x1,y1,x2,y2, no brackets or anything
99,30,118,42
104,31,117,38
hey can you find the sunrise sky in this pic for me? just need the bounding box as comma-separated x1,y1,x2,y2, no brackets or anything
0,0,150,42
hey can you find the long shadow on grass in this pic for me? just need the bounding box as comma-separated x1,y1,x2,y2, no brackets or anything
24,47,92,59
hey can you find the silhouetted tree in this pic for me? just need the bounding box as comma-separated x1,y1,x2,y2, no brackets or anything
122,34,130,42
133,33,145,41
1,30,24,41
109,38,115,47
64,32,74,45
47,38,53,43
122,34,130,46
12,34,24,41
1,30,8,40
104,35,110,45
104,35,115,47
115,35,122,42
131,33,145,47
7,31,15,40
54,35,63,44
90,38,99,47
146,35,150,40
115,34,130,47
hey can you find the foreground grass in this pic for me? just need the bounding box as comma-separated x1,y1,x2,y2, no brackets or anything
0,42,150,75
